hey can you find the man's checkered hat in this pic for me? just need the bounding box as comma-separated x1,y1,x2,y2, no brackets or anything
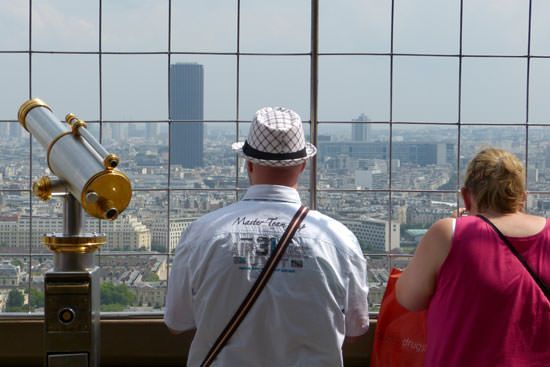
232,106,317,167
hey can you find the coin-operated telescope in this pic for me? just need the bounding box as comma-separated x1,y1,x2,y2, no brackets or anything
18,98,132,367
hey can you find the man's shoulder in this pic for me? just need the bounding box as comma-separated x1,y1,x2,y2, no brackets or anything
305,210,359,244
302,211,365,260
175,203,243,251
191,202,243,228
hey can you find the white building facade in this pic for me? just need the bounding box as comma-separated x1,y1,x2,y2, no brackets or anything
344,217,400,252
0,215,151,251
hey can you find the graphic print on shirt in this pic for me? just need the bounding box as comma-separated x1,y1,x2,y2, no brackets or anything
231,215,310,277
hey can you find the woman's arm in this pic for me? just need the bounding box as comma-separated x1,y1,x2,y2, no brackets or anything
395,218,453,311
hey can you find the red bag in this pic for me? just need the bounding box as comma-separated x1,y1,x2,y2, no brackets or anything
370,268,427,367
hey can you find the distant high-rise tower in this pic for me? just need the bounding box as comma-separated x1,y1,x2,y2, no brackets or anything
147,123,160,140
0,123,9,139
170,63,204,168
8,122,22,140
111,123,127,141
351,113,371,142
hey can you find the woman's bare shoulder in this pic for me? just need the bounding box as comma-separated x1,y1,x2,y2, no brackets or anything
491,212,547,237
424,218,454,248
396,217,454,311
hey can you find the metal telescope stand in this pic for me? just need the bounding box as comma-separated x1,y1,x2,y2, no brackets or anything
17,98,132,367
43,194,105,367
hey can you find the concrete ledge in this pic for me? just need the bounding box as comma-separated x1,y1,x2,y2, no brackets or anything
0,318,376,366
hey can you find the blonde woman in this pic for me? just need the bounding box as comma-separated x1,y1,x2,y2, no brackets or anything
396,148,550,367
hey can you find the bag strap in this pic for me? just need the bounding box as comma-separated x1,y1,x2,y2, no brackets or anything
201,205,310,367
476,214,550,301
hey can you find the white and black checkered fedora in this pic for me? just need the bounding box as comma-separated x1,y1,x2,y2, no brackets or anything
232,106,317,167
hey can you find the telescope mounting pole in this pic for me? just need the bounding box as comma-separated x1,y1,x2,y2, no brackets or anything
64,194,83,236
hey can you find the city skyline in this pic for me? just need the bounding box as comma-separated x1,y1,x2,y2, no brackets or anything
3,106,550,312
2,0,550,313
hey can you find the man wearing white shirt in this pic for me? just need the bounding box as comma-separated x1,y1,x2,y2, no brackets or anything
164,106,369,366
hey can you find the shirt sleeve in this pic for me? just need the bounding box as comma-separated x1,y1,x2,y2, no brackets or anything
344,242,370,337
164,225,197,332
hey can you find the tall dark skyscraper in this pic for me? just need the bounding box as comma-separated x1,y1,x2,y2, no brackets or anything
170,63,204,168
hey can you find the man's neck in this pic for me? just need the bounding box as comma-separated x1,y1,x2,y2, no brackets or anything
250,180,298,189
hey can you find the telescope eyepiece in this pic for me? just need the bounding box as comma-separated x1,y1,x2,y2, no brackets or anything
98,199,119,220
85,193,121,220
105,208,119,220
103,154,120,170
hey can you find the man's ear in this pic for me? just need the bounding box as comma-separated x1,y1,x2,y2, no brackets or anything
247,160,254,173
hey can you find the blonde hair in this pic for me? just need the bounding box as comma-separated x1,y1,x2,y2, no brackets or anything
463,148,525,213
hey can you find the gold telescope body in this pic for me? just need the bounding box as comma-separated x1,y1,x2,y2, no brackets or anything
18,98,132,221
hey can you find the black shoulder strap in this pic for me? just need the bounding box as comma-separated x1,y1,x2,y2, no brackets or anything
201,205,310,367
477,214,550,302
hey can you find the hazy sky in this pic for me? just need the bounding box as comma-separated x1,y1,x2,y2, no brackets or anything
1,0,550,126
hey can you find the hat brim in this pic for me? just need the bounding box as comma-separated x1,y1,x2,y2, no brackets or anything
232,141,317,167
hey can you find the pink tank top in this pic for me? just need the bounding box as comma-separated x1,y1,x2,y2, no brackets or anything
425,215,550,367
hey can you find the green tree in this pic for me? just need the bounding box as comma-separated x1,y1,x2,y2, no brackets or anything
6,289,25,312
142,272,159,282
100,282,136,311
101,303,126,312
29,287,44,309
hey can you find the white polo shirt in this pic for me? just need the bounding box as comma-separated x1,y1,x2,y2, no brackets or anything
165,185,369,367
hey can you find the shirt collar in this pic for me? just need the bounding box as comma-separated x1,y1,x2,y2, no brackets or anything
242,185,302,204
